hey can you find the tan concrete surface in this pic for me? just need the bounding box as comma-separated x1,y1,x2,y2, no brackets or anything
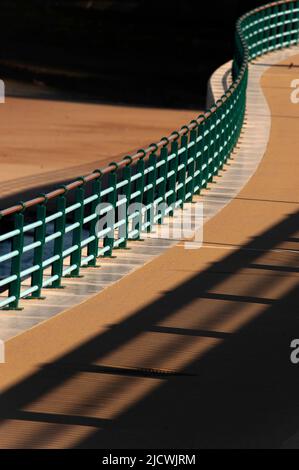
0,56,299,449
0,81,196,202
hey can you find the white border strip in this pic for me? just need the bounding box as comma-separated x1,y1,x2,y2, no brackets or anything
203,46,299,221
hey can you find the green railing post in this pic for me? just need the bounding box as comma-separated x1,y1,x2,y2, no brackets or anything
69,182,85,277
145,152,157,232
7,211,24,310
133,157,146,236
272,4,280,50
296,1,299,44
211,110,219,179
215,103,225,171
167,136,179,215
156,146,168,225
213,108,222,173
118,158,132,248
286,2,294,46
227,95,235,158
195,119,205,193
30,202,47,299
185,127,197,202
51,192,67,288
205,116,214,183
177,128,189,208
87,174,102,266
202,118,209,189
265,7,272,52
279,3,287,48
103,166,118,257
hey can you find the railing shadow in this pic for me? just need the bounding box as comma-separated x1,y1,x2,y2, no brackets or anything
0,207,298,448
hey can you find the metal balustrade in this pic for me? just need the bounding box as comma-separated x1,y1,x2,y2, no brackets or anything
0,0,298,310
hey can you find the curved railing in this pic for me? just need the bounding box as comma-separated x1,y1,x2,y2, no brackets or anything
0,0,298,310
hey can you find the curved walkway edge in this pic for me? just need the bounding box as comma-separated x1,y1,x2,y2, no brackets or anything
0,48,299,449
1,47,298,344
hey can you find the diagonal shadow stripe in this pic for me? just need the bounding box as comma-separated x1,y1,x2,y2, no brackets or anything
0,210,297,415
42,363,194,378
149,325,232,340
1,410,110,429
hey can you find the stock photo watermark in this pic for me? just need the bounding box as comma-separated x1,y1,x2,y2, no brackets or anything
0,340,5,364
0,79,5,103
290,78,299,104
95,197,204,250
290,339,299,365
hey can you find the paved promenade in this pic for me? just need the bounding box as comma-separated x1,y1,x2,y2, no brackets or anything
0,53,298,449
0,80,195,207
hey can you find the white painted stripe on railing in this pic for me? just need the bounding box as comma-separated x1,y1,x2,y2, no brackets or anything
0,229,20,243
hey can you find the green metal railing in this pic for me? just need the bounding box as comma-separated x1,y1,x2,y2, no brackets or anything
0,0,298,310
